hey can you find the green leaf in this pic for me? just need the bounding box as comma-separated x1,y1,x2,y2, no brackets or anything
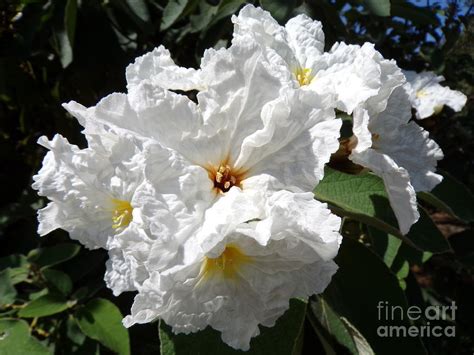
0,269,17,307
66,315,86,346
125,0,150,23
0,254,28,270
340,317,375,355
315,167,402,235
190,2,219,32
320,238,427,354
9,268,29,285
42,269,73,295
314,167,451,253
209,0,247,28
18,293,72,318
363,0,390,16
369,227,402,268
0,255,30,285
0,319,51,355
408,207,451,254
161,0,190,30
391,0,439,26
368,227,427,289
259,0,297,23
27,243,80,269
75,298,130,355
159,299,307,354
310,295,358,353
56,0,78,67
418,171,474,222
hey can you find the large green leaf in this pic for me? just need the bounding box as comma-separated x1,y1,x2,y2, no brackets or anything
0,254,29,284
391,0,439,26
75,298,130,355
209,0,247,28
27,243,80,269
418,171,474,222
363,0,390,16
314,167,451,253
369,227,402,268
125,0,150,23
55,0,78,68
408,207,450,253
0,319,51,355
0,254,28,270
161,0,190,30
368,227,432,289
310,295,359,353
18,293,72,318
0,269,17,307
42,269,73,295
315,167,402,235
320,238,427,354
159,299,307,355
259,0,298,23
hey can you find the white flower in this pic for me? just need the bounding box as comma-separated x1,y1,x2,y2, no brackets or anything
231,4,404,114
403,70,467,119
123,189,341,351
350,87,443,234
32,133,145,250
105,143,213,294
32,130,212,295
63,39,340,216
61,38,341,304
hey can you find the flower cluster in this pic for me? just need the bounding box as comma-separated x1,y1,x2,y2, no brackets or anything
32,5,466,351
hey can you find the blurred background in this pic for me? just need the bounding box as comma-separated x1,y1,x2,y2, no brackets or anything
0,0,473,354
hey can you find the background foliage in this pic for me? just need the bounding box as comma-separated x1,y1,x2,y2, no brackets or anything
1,0,473,354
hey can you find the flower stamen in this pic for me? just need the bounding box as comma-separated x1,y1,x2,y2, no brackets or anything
201,245,252,281
294,67,313,86
416,90,428,98
111,199,133,229
207,162,246,194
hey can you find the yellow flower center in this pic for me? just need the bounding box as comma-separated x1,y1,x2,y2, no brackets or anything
294,67,313,86
206,161,247,194
416,90,428,98
200,245,252,281
111,199,133,229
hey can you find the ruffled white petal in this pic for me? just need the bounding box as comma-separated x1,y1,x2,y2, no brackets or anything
126,45,203,92
285,14,325,62
350,87,443,234
124,191,341,350
310,42,405,114
241,89,340,191
403,70,467,119
231,5,295,65
33,134,140,249
368,88,443,192
69,40,336,196
350,148,419,235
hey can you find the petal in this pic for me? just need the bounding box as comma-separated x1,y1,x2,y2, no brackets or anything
124,189,342,351
126,45,204,92
231,4,294,64
403,70,467,119
285,14,325,62
350,149,419,235
369,88,444,192
310,43,405,114
32,133,144,249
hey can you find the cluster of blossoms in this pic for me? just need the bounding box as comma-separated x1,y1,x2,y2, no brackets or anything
32,5,467,351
